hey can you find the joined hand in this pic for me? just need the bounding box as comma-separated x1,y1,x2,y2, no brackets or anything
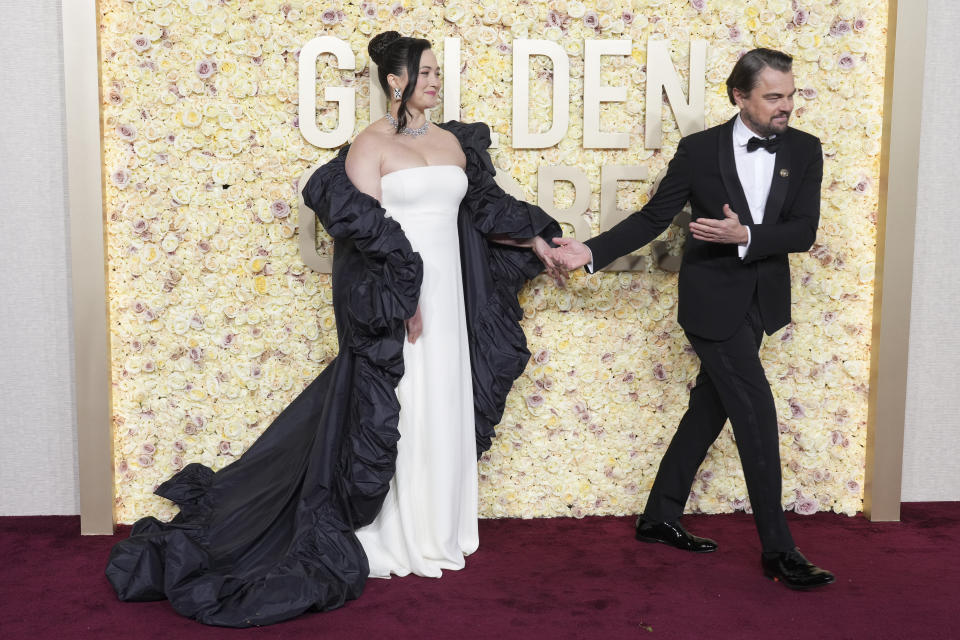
551,237,592,271
533,236,568,288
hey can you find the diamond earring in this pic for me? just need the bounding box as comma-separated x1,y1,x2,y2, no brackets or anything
393,87,401,100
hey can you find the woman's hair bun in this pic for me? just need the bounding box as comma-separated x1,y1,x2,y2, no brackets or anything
368,31,402,66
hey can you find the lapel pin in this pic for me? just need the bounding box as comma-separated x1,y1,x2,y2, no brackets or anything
780,168,790,178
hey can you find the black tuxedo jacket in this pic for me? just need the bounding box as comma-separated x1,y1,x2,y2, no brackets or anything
585,115,823,341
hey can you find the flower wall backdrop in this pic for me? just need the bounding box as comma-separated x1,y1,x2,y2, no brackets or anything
101,0,885,523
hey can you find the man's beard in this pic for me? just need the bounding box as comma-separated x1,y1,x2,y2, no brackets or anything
744,110,790,137
767,114,790,135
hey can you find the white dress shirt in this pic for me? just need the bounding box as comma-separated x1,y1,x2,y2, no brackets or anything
732,114,778,258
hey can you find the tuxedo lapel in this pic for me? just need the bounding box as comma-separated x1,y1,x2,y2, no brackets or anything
717,116,753,226
762,130,792,224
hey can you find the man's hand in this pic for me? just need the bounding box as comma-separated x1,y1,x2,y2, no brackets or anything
406,305,422,344
689,204,749,244
551,237,593,271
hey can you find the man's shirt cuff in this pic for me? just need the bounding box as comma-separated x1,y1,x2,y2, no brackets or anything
738,227,751,259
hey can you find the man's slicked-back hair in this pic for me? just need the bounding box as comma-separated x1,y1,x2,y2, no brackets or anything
726,48,793,105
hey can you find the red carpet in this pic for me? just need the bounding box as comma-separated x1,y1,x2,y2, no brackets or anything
2,503,957,639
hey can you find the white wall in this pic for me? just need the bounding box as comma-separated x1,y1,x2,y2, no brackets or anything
0,2,954,515
901,0,960,501
0,1,78,515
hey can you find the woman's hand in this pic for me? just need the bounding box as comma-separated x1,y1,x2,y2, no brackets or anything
532,236,567,288
406,305,423,344
489,234,567,287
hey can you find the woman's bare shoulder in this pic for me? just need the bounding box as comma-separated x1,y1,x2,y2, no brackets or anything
347,121,392,164
432,124,462,146
431,125,467,165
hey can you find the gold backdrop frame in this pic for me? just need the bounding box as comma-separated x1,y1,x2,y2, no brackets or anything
65,0,923,534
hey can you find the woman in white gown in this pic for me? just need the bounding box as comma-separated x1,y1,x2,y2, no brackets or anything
356,163,476,577
348,31,562,578
105,31,562,627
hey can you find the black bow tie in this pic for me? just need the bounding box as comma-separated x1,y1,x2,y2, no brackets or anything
746,136,781,153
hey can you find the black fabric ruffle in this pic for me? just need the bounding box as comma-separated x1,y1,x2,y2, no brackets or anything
439,121,561,453
105,121,558,627
106,148,422,627
303,149,422,526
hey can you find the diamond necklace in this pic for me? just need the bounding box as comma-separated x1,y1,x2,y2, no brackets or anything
384,113,429,137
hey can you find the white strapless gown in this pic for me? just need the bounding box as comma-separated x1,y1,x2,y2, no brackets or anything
355,165,478,578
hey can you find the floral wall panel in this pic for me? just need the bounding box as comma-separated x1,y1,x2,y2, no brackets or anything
101,0,884,522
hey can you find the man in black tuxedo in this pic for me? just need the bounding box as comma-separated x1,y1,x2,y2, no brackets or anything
554,49,834,590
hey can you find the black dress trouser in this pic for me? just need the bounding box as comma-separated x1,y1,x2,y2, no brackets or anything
642,298,795,553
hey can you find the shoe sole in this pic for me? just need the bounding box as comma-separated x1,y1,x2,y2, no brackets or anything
635,533,717,553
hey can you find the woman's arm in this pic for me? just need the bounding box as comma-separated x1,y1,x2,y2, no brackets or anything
438,121,563,287
489,235,565,286
344,131,423,341
344,133,384,202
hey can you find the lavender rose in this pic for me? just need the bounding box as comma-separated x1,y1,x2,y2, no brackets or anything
270,200,291,219
321,8,341,25
837,53,856,70
111,168,131,189
795,496,819,515
131,35,151,53
583,10,599,30
196,59,217,79
830,20,852,37
116,124,137,141
789,398,805,418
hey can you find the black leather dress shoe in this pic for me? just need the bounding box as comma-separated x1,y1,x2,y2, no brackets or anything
635,517,718,553
761,548,835,590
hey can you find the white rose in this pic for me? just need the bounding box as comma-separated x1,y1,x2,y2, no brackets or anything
444,4,465,23
160,233,179,253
